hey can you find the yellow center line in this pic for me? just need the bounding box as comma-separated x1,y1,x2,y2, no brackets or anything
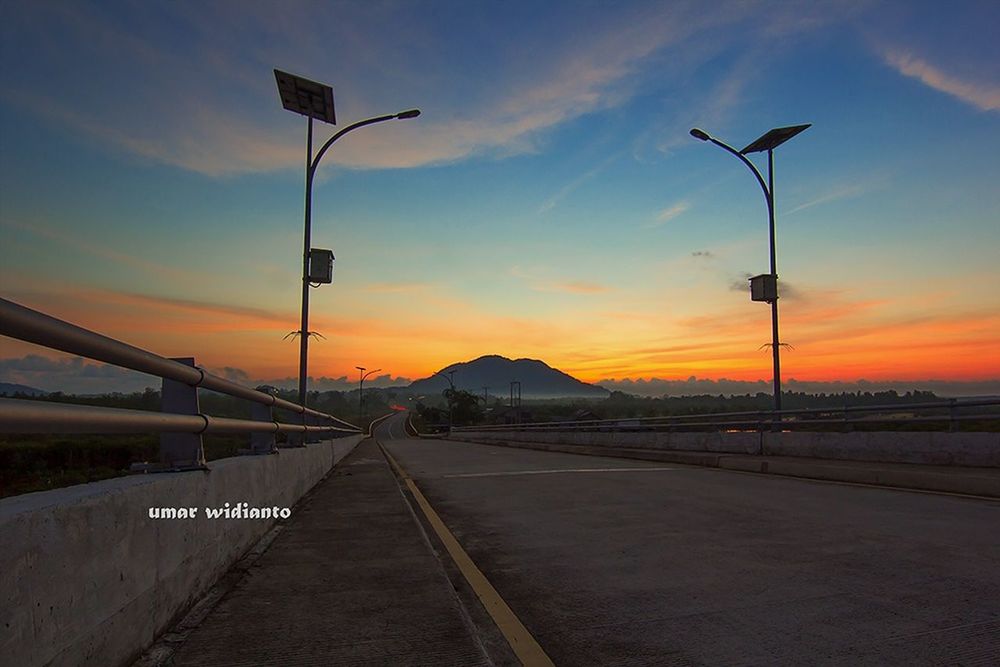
441,466,678,478
378,440,555,667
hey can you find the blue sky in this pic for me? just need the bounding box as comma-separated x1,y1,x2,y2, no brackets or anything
1,0,998,394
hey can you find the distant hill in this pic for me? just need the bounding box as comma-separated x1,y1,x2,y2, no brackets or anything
0,382,48,397
407,355,609,398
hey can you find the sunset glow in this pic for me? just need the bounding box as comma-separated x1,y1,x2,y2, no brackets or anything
1,1,998,394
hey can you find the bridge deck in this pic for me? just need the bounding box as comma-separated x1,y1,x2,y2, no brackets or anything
149,413,1000,666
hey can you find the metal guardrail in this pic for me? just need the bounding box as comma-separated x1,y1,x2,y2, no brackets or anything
454,398,1000,433
0,297,361,471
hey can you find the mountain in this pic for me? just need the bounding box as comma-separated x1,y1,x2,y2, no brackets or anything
407,355,609,399
0,382,48,396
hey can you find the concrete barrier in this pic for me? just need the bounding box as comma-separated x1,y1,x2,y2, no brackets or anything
467,429,759,454
460,429,760,455
762,431,1000,467
457,429,1000,467
0,435,363,667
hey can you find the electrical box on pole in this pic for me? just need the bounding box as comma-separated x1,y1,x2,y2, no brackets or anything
749,273,777,303
308,249,334,284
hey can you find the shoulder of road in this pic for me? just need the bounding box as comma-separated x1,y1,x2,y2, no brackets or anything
451,436,1000,498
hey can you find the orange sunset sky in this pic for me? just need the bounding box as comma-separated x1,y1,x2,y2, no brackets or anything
1,1,998,394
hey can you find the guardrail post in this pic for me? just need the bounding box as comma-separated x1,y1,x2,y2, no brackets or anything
157,357,206,470
304,413,322,443
245,385,278,455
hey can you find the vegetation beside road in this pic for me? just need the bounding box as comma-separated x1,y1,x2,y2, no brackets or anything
412,388,999,431
3,386,996,497
0,387,395,498
0,433,247,498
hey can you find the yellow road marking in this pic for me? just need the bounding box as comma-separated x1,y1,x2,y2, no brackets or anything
378,441,555,667
442,467,677,478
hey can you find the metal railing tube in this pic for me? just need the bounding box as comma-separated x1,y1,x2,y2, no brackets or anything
0,298,360,431
200,415,280,435
0,398,207,434
0,398,360,436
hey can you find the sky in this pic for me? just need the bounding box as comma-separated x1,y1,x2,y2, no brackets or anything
1,0,998,396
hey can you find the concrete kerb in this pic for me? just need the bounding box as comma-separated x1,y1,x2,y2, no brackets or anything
1,434,363,667
452,433,1000,499
715,455,1000,497
366,411,395,437
762,430,1000,466
404,413,445,439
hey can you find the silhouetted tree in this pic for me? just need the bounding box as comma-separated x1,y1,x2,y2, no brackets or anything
444,388,484,426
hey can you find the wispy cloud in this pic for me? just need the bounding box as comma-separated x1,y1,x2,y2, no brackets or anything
535,281,612,295
883,49,1000,112
0,2,782,176
639,2,863,162
538,152,621,213
786,177,887,215
1,218,201,282
509,265,611,295
95,290,291,324
638,50,761,161
645,201,690,228
360,282,434,293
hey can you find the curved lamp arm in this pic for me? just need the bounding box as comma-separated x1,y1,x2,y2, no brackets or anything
310,110,420,175
690,129,770,205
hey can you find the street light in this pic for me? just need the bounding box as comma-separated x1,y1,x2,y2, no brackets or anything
275,69,420,413
689,123,810,413
433,370,456,433
356,366,381,432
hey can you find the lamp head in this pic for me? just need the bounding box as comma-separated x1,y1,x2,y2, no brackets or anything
689,128,710,141
396,109,421,119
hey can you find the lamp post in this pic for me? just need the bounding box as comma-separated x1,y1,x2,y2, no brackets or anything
433,370,456,433
689,124,810,413
356,366,381,433
275,69,420,413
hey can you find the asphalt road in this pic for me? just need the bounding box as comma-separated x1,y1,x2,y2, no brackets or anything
377,412,1000,666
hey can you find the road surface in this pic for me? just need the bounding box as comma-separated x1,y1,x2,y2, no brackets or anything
378,412,1000,666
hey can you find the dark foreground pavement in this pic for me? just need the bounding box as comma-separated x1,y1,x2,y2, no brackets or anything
163,438,489,666
144,412,1000,666
381,414,1000,666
